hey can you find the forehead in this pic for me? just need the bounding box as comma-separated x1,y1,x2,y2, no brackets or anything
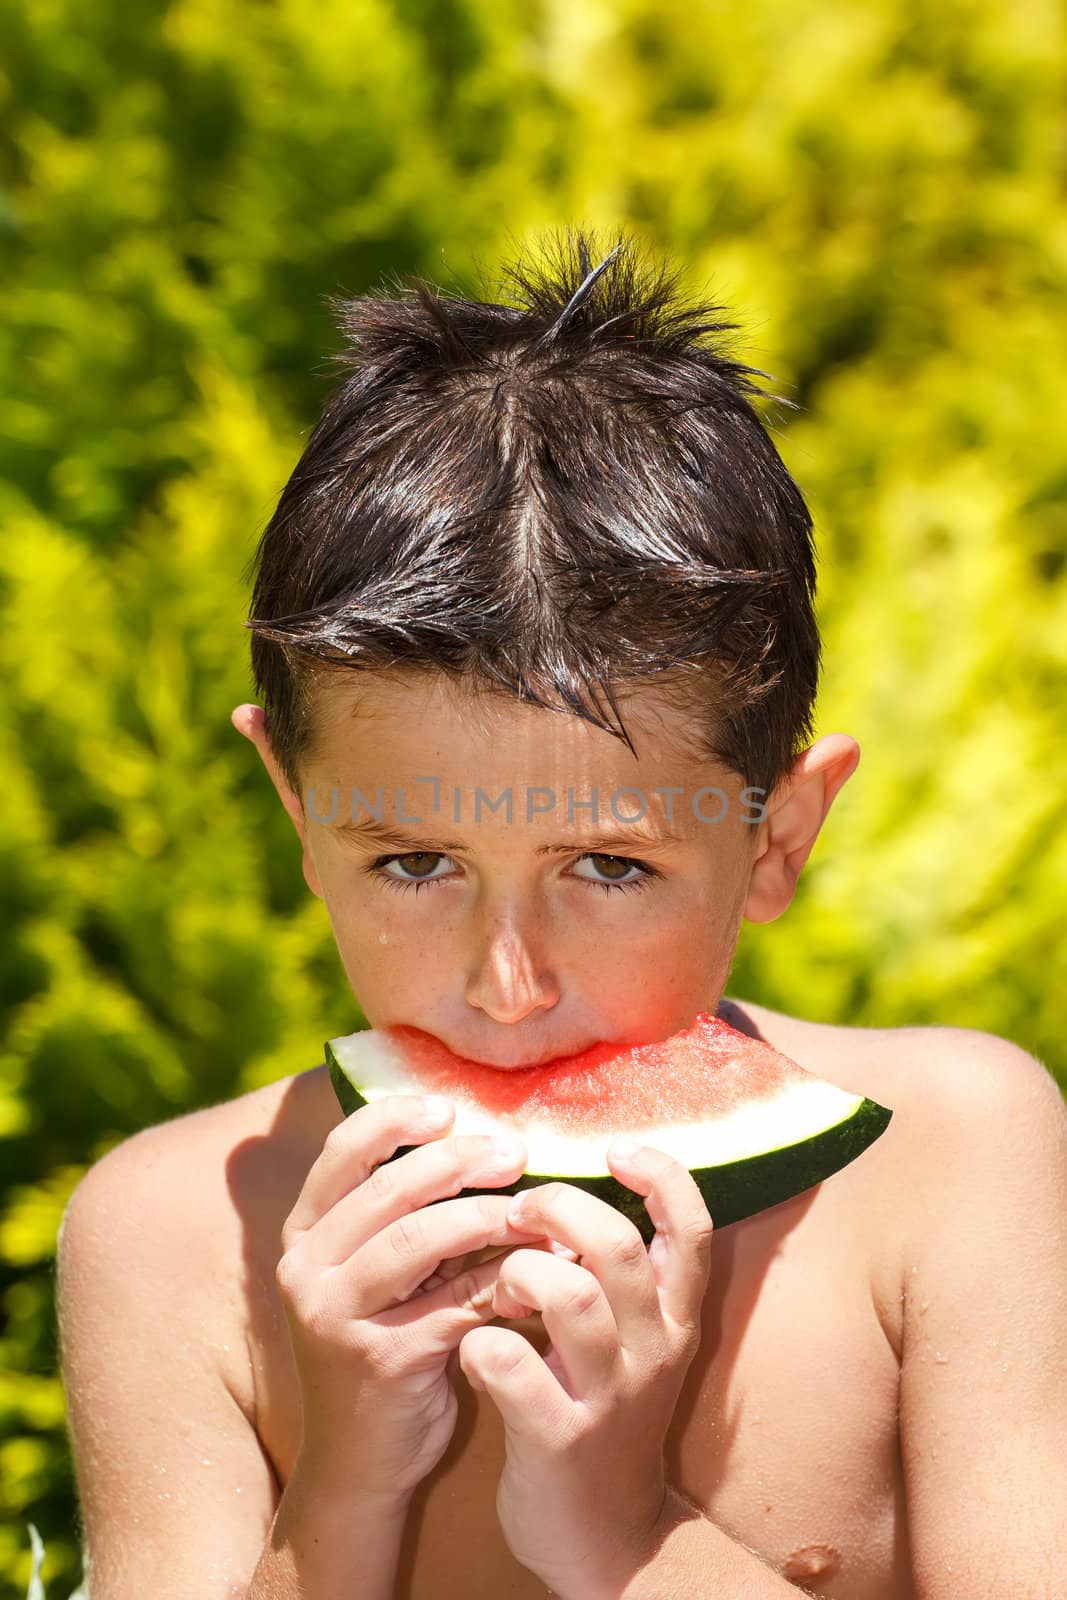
303,667,716,780
299,668,757,858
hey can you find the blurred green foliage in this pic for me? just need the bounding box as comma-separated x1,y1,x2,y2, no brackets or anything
1,0,1064,1591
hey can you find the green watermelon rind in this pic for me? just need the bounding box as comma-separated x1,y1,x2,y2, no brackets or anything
324,1038,893,1245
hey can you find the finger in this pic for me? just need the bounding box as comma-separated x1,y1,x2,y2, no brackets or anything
605,1142,714,1333
416,1234,578,1294
374,1247,528,1352
459,1325,573,1441
282,1094,456,1247
300,1128,527,1272
332,1193,537,1314
506,1182,660,1354
493,1247,619,1398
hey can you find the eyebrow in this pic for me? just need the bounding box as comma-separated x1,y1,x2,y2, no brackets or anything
332,815,689,857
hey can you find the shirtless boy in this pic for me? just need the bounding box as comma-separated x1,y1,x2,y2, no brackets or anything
56,231,1067,1599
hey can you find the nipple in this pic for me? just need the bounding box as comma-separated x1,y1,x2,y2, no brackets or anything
782,1543,842,1581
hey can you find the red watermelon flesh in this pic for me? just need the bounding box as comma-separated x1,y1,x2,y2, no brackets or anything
384,1013,802,1131
325,1010,893,1238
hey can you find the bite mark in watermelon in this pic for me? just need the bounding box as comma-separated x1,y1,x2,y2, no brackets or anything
325,1011,893,1243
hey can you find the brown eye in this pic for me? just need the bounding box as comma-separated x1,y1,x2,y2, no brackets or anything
590,854,633,879
394,853,442,879
365,851,455,893
571,853,658,894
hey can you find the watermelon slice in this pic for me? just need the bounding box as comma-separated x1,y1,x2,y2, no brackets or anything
324,1012,892,1242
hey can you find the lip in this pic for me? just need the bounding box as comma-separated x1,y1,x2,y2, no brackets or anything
419,1029,594,1071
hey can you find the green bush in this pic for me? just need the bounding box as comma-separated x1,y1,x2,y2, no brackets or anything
1,0,1063,1591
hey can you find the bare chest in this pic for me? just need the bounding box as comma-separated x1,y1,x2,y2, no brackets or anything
243,1181,911,1600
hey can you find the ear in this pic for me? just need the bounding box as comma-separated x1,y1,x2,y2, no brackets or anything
743,734,860,925
230,703,325,900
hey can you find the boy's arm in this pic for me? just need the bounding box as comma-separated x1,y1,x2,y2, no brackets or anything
897,1029,1067,1599
57,1122,410,1599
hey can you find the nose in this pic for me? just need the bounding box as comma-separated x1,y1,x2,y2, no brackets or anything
464,904,561,1024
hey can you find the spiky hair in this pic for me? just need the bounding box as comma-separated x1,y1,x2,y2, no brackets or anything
242,225,820,801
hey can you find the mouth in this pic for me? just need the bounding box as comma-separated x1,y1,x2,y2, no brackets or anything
418,1029,596,1072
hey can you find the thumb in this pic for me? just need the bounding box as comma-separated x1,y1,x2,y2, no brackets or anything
458,1325,521,1391
459,1327,570,1442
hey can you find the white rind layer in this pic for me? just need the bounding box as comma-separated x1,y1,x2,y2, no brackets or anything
328,1030,866,1176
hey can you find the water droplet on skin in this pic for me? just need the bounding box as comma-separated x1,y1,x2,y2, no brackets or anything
202,1458,212,1465
378,930,388,944
934,1352,950,1364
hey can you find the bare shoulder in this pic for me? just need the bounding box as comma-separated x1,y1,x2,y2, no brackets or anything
57,1071,345,1593
67,1063,341,1418
725,997,1066,1340
729,994,1065,1228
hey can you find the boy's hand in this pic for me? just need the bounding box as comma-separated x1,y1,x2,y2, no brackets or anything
275,1095,553,1509
458,1144,714,1597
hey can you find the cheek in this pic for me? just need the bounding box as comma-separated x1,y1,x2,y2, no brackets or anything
333,903,451,975
309,875,429,998
560,897,734,1019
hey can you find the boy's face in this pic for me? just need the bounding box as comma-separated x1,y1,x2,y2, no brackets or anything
234,671,858,1069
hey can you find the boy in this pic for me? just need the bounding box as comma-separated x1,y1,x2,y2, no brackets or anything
56,230,1066,1599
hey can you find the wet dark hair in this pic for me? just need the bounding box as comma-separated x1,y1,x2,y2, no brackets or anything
242,226,821,807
